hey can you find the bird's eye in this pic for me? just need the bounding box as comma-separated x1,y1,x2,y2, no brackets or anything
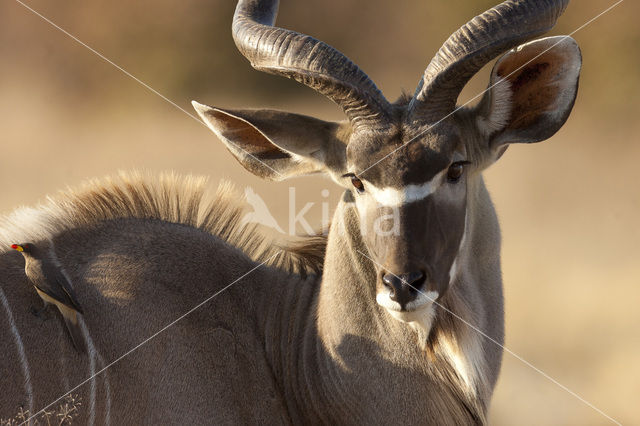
351,176,365,193
447,162,467,183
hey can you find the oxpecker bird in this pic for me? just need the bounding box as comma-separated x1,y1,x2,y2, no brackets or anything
11,242,86,353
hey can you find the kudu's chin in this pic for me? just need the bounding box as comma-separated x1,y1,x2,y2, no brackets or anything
376,288,440,331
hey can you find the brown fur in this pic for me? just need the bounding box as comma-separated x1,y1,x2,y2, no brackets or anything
0,172,329,424
0,171,326,277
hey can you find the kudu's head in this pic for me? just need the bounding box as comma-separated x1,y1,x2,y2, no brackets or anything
194,0,581,318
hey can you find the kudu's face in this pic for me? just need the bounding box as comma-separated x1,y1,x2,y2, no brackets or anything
194,0,581,325
343,122,468,313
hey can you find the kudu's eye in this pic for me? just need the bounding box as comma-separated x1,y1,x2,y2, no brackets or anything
351,176,365,193
447,162,467,183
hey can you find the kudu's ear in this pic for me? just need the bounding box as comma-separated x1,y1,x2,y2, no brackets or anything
473,36,581,153
192,101,348,181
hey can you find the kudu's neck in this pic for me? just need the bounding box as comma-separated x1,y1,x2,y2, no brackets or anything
258,193,421,422
260,178,502,423
317,193,411,347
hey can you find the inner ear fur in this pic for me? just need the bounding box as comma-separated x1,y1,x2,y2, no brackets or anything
475,36,582,148
193,102,348,181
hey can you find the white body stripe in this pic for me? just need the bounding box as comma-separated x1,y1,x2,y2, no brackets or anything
98,352,112,426
79,317,113,426
367,170,446,207
0,287,34,416
79,318,97,426
58,326,70,390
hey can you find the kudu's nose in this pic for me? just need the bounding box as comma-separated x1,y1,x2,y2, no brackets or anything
382,271,425,309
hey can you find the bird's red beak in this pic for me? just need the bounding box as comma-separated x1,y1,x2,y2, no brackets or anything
11,244,23,252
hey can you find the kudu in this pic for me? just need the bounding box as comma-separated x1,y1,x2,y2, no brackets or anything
1,0,581,424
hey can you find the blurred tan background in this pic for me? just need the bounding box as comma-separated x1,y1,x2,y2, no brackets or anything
1,0,638,423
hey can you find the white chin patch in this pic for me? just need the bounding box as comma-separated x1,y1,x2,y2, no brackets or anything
376,289,439,335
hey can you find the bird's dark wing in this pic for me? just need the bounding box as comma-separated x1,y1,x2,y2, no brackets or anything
54,270,84,314
40,261,84,314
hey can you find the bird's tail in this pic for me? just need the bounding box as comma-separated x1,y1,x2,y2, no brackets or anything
60,307,86,353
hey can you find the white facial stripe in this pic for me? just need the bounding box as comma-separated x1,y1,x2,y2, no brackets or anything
376,289,439,338
449,257,459,282
376,289,439,313
449,211,468,283
367,169,446,207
